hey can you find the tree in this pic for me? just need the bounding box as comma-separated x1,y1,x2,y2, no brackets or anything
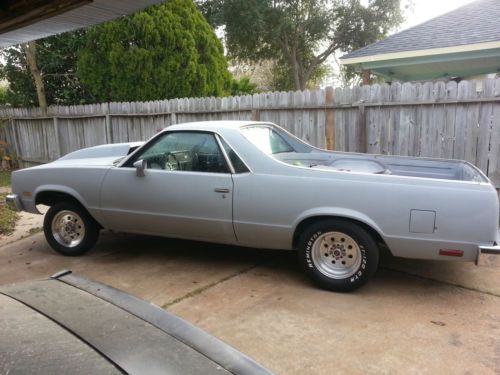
199,0,404,90
0,86,8,106
78,0,232,102
0,30,94,107
269,57,330,91
230,77,259,95
22,42,48,112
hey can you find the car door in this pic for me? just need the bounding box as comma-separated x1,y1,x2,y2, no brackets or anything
99,131,235,244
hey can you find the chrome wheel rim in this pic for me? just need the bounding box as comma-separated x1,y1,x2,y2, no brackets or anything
51,210,85,248
311,231,362,279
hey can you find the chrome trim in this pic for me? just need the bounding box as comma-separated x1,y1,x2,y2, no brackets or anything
5,194,21,211
215,134,236,174
476,244,500,266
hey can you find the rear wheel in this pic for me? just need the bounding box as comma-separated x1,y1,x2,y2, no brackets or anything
298,219,379,292
43,202,99,256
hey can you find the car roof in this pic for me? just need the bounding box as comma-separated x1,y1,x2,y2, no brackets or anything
166,120,273,133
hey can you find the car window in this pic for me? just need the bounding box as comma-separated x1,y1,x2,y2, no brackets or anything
219,138,250,173
132,132,229,173
241,126,294,155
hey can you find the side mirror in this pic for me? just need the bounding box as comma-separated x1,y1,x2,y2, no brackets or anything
133,159,146,177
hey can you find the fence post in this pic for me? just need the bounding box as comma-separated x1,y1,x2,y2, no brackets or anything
53,117,61,158
105,102,112,143
357,104,367,153
4,119,15,157
325,87,335,150
105,114,112,143
251,109,260,121
9,119,23,168
251,93,260,121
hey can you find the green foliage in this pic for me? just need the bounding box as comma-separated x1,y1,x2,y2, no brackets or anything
0,31,94,106
230,77,259,95
269,58,330,91
0,193,19,236
199,0,404,90
0,86,8,105
0,171,10,187
0,0,233,106
78,0,232,102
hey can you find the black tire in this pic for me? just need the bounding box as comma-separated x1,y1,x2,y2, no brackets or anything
297,219,379,292
43,202,99,256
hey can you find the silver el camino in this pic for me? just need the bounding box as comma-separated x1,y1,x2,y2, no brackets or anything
7,121,500,291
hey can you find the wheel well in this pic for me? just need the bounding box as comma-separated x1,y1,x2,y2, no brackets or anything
36,191,82,207
35,191,103,229
292,215,391,254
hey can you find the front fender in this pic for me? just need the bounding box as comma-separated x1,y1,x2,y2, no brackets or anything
29,185,89,214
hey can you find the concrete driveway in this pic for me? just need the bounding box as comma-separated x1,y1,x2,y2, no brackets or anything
0,230,499,375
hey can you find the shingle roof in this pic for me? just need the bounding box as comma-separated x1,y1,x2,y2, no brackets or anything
341,0,500,60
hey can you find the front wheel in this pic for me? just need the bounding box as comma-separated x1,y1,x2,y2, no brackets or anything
298,219,379,292
43,202,99,256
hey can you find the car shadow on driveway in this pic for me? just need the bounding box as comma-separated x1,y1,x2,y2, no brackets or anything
2,229,499,298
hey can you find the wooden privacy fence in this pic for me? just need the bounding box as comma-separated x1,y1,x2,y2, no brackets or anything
1,78,500,185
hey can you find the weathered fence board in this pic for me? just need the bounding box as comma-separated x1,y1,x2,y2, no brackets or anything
2,78,500,186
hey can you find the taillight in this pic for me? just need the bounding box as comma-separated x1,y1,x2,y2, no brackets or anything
439,249,464,257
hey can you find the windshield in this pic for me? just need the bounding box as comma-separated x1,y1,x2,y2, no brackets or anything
241,126,295,155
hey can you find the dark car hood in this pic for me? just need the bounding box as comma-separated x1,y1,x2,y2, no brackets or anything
0,271,273,375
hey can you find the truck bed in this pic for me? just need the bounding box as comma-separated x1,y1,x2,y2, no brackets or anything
274,151,487,182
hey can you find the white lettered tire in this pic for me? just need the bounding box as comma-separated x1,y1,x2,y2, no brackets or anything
298,219,379,292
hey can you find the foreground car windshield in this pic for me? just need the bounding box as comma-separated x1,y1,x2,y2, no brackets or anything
241,126,295,155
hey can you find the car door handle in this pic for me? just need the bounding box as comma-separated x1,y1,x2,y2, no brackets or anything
214,188,230,193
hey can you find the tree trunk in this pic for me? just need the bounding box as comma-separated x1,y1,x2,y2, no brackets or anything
362,69,371,85
290,52,317,91
289,55,307,91
22,41,47,113
280,36,307,91
289,56,300,90
298,73,306,91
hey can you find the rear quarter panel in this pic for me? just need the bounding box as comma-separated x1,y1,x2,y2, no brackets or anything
232,168,498,261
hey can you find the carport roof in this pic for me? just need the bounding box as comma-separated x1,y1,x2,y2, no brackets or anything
0,0,164,48
340,0,500,81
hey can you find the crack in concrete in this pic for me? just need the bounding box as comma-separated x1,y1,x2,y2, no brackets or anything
382,266,500,298
162,259,499,309
161,261,271,309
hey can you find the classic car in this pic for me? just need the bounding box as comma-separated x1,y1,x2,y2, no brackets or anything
6,121,500,292
0,270,273,375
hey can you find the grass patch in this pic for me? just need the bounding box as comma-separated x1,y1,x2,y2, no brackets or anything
28,227,42,235
0,193,19,235
0,171,11,187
